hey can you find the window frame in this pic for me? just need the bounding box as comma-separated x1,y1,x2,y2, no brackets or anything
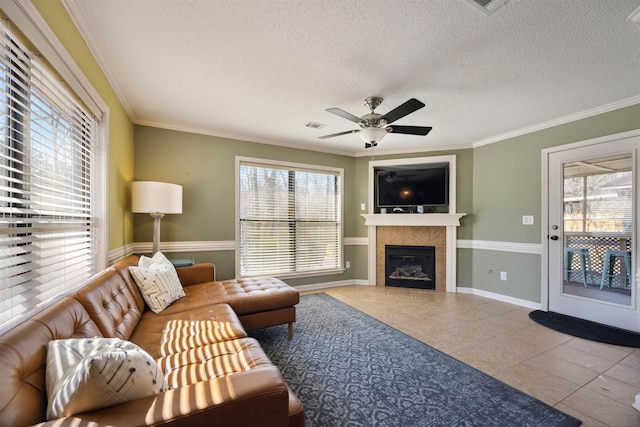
235,156,344,279
0,1,108,331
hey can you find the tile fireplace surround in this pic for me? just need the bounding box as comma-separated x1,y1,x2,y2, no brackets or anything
362,214,466,292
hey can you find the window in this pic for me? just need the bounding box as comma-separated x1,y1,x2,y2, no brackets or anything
563,156,633,234
0,19,102,326
237,158,343,277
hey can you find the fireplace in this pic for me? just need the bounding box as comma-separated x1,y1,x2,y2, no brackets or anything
364,155,465,292
385,245,435,290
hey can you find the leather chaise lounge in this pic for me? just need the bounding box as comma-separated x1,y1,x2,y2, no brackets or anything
0,255,304,426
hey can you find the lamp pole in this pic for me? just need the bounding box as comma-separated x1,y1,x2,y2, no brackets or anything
151,213,165,255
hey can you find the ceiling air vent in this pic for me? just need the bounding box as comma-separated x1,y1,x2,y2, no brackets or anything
464,0,510,15
305,121,326,129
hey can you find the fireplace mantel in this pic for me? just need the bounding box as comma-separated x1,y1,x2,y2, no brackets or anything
361,213,466,227
363,213,467,293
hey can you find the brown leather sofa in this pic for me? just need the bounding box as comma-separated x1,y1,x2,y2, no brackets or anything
0,256,304,427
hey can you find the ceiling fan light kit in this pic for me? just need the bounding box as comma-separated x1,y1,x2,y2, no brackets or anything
320,97,432,148
360,127,388,145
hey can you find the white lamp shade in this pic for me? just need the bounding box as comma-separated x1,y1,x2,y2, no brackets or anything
359,127,388,144
132,181,183,214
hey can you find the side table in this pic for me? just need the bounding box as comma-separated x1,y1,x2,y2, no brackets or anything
169,258,195,268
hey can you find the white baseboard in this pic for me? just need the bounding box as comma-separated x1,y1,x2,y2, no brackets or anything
456,286,542,310
297,280,541,310
295,279,371,292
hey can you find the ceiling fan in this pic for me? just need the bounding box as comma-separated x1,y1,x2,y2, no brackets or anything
319,97,432,148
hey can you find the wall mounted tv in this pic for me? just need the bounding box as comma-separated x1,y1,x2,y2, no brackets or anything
375,163,449,209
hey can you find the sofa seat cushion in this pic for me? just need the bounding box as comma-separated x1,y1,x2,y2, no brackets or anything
157,337,273,389
129,303,247,359
159,277,300,317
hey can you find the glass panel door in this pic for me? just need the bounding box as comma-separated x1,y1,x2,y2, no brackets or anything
546,134,639,332
562,155,633,306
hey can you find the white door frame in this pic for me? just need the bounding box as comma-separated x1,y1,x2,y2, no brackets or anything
541,129,640,331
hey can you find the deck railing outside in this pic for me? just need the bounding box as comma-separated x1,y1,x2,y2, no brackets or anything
565,232,632,288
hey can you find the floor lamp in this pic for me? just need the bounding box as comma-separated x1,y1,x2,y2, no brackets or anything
132,181,183,255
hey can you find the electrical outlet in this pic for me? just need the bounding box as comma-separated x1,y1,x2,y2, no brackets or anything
522,215,534,225
360,203,366,211
346,261,351,269
500,271,507,281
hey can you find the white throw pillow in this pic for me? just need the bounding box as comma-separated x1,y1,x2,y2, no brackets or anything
138,254,155,268
129,252,186,313
138,251,173,268
46,337,168,420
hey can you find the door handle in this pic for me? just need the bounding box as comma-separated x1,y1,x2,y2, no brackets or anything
550,235,559,240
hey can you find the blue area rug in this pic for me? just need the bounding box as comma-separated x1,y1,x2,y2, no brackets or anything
250,293,581,427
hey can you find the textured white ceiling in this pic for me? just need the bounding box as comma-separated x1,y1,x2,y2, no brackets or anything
64,0,640,156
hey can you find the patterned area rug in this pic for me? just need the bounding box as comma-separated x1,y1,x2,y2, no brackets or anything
250,293,581,427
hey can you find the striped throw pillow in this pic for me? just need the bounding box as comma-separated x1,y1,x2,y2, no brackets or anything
46,337,168,420
129,252,186,313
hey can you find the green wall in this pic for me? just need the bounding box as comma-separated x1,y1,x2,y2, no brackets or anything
467,103,640,302
134,104,639,299
133,125,478,283
472,104,640,243
26,1,640,304
34,0,135,252
134,125,358,283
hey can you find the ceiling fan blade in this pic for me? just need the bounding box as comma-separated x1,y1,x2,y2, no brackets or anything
388,125,432,136
318,129,359,139
380,98,425,124
326,108,362,123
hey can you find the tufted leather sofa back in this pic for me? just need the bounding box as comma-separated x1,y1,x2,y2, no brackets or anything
111,255,146,313
0,297,102,427
75,268,143,341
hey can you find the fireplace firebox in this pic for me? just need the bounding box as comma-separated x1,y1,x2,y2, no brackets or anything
385,245,435,290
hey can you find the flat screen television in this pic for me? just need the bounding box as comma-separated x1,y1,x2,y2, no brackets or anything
376,163,449,208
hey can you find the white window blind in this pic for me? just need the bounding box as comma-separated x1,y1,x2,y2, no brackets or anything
0,21,99,325
238,160,342,277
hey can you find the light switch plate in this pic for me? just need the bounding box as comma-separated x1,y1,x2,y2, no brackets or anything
522,215,534,225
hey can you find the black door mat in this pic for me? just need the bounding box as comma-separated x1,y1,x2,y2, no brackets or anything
529,310,640,348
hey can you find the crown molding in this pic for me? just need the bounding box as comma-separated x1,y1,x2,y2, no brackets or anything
62,0,135,120
472,96,640,148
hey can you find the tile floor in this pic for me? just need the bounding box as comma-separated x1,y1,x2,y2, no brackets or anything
302,285,640,427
